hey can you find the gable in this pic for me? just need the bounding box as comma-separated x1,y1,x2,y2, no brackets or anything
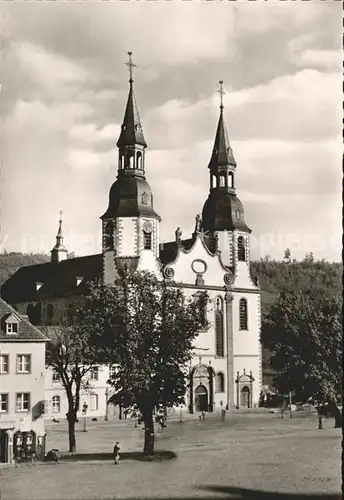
162,236,229,288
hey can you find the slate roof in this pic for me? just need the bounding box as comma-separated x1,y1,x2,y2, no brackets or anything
116,83,147,148
159,237,196,266
208,109,236,173
1,254,103,304
0,297,48,341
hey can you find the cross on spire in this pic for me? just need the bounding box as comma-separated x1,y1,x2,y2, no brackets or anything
126,51,137,84
217,80,225,110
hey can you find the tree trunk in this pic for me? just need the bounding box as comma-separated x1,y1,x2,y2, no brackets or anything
66,412,76,454
328,401,342,428
143,411,155,456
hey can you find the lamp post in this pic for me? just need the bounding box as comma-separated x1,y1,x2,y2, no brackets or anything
105,387,109,422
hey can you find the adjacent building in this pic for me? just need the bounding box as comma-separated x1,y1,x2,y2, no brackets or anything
1,55,262,417
0,298,48,463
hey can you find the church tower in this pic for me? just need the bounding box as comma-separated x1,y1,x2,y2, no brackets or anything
201,81,252,271
101,52,161,284
50,211,68,263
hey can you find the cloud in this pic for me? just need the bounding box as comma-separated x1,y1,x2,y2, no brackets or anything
0,1,341,263
69,123,120,145
145,69,341,150
291,49,342,71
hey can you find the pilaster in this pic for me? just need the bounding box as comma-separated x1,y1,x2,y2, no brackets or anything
225,289,234,409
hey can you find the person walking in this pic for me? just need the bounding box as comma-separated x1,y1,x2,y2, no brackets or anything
113,442,120,465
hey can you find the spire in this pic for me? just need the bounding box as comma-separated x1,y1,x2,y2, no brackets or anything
208,80,236,173
51,210,68,263
117,52,147,149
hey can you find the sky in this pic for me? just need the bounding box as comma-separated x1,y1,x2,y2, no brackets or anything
0,2,342,262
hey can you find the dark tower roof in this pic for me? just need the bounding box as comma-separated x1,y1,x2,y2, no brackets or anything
208,109,236,173
102,52,160,222
116,53,147,149
201,81,250,234
101,176,161,220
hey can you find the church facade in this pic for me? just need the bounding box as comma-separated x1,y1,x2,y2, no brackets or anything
1,57,262,416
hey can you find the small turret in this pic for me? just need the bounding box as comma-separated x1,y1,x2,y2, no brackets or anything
51,211,68,263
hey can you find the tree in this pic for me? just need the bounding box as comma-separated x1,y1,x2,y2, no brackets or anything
262,290,342,427
44,307,104,453
84,270,209,455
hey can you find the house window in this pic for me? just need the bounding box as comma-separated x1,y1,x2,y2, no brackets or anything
52,368,60,382
52,395,60,413
90,393,98,411
0,394,9,412
0,355,9,374
239,298,248,330
6,322,18,334
90,367,99,381
16,393,30,412
215,373,225,393
238,236,246,261
16,354,31,374
143,231,152,250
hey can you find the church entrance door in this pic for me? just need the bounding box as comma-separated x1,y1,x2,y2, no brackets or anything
240,386,250,408
195,385,208,412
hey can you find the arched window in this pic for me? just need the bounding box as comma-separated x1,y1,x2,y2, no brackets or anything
211,175,216,189
141,192,149,205
47,304,54,321
137,151,142,169
229,172,234,188
239,298,248,330
215,297,224,357
143,230,152,250
238,236,246,261
119,154,123,170
215,372,225,393
219,176,225,187
52,395,60,413
128,152,134,169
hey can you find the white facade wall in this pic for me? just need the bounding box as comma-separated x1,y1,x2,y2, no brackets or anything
0,341,46,437
44,365,118,421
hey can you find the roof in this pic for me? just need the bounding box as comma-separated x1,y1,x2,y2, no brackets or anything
202,192,251,233
159,237,196,266
1,254,103,304
101,176,161,221
0,297,48,341
116,83,147,149
208,109,236,172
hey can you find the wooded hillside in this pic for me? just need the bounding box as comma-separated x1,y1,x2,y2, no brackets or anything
0,252,342,310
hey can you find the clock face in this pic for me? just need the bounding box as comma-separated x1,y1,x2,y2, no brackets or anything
142,221,153,233
191,259,207,275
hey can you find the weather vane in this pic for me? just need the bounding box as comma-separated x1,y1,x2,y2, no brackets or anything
126,51,137,84
217,80,225,109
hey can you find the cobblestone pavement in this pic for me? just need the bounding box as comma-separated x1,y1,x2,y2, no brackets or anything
0,410,341,500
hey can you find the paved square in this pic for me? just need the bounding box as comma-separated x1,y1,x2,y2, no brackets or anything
0,411,341,499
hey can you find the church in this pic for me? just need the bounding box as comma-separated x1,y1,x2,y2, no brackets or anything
1,54,262,417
